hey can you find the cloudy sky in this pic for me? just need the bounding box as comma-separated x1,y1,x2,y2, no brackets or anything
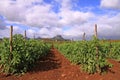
0,0,120,40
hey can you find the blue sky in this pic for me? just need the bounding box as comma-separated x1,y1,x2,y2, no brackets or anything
72,0,100,7
0,0,120,40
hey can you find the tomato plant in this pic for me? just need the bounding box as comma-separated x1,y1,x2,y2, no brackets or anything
55,36,113,74
0,34,51,74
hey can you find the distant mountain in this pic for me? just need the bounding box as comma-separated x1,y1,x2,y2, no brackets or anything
52,35,65,41
36,37,41,39
0,38,2,41
34,35,70,41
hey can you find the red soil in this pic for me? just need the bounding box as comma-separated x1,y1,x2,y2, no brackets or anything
0,48,120,80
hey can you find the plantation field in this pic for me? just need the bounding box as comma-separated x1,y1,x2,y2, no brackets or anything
0,35,120,80
0,34,51,74
0,48,120,80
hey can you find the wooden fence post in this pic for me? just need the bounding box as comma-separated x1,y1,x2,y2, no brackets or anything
95,24,98,38
95,24,99,58
24,30,26,40
10,26,13,53
83,32,86,41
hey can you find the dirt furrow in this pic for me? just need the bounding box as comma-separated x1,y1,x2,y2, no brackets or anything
0,48,120,80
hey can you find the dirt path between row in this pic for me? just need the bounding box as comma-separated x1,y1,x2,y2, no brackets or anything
0,48,120,80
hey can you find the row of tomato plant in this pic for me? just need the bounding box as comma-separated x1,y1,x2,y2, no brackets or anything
0,34,51,74
55,37,120,74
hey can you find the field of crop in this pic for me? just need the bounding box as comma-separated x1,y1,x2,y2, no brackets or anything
55,37,120,74
0,34,51,74
0,35,120,80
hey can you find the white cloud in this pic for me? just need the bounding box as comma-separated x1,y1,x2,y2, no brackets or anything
12,26,24,35
59,10,94,26
0,0,61,28
36,27,63,38
101,0,120,9
61,0,72,10
0,16,6,29
62,23,95,40
0,0,93,28
0,29,9,38
61,12,120,40
0,0,44,22
96,13,120,39
0,0,25,22
63,28,83,39
24,5,60,27
26,29,36,38
0,0,120,39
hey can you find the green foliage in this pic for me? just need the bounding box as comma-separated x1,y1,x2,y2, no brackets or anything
55,36,113,74
108,42,120,61
0,34,50,74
